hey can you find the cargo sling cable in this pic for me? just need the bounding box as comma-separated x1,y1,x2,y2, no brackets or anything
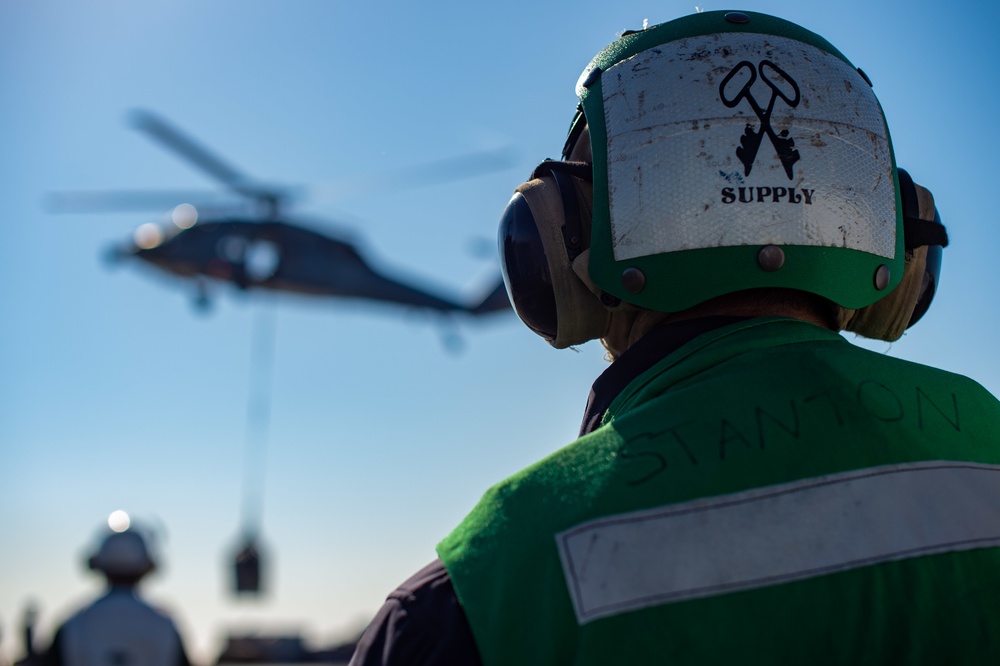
233,305,276,594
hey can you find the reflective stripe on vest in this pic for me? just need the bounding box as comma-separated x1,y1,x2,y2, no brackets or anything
557,460,1000,624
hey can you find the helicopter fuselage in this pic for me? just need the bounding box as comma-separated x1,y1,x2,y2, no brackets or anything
122,218,471,312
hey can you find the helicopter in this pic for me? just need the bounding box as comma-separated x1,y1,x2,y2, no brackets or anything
49,109,514,317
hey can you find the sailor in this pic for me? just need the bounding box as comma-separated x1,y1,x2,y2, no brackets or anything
351,10,1000,664
40,526,191,666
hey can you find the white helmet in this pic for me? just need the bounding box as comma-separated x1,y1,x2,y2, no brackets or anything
499,10,947,347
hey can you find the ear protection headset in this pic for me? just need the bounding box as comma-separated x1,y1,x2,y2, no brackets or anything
500,12,950,348
499,116,948,346
499,156,619,347
843,168,948,340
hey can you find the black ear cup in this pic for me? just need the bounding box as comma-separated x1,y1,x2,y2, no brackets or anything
499,190,559,340
499,161,613,348
897,168,948,328
908,243,941,327
844,168,948,341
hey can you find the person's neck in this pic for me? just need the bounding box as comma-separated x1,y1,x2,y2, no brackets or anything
665,302,832,330
603,291,836,360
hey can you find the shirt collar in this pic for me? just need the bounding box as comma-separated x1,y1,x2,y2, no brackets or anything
579,316,749,436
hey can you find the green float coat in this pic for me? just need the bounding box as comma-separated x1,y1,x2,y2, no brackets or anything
438,318,1000,665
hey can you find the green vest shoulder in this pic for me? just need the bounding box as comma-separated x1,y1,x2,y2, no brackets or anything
439,318,1000,665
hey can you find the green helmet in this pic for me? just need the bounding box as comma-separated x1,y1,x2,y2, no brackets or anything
576,10,902,312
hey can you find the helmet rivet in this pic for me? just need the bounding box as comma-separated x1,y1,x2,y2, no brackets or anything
725,12,751,24
622,267,646,294
757,245,785,272
875,265,891,290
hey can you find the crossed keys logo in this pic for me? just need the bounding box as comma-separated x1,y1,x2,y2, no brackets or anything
720,60,801,179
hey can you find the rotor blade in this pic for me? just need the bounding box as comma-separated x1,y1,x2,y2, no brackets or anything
128,109,265,197
45,189,246,213
381,145,520,191
309,145,520,203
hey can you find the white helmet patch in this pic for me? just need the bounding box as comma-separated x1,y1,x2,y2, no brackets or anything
600,33,895,262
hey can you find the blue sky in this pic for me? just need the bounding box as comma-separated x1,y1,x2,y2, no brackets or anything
3,1,999,662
